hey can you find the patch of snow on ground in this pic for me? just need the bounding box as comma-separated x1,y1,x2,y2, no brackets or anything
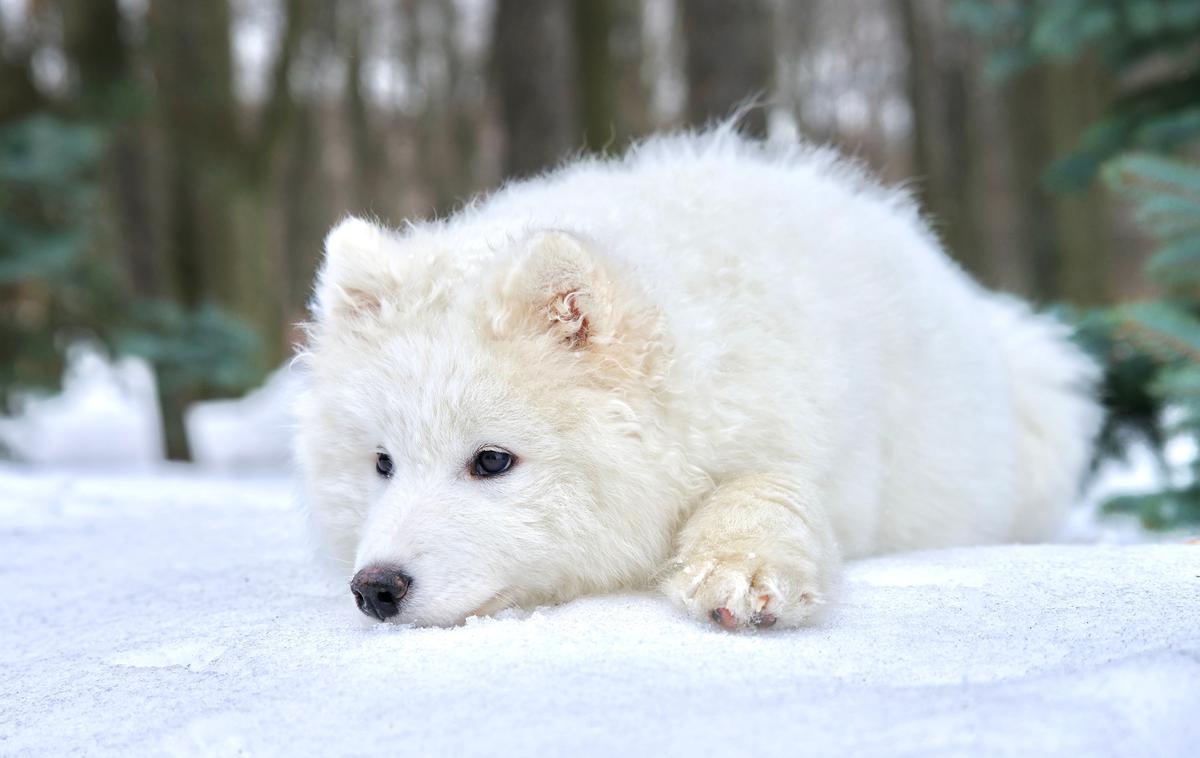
1,467,1197,756
0,347,300,472
0,347,162,466
1068,432,1199,545
185,363,299,471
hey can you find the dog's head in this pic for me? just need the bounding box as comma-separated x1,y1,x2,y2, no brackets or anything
296,217,694,625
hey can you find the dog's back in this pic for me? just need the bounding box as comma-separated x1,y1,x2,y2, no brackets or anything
456,130,1102,555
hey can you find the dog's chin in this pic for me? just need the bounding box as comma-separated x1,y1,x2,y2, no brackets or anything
463,592,513,621
390,589,513,628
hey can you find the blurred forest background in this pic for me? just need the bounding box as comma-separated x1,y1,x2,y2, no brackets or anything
1,1,1198,524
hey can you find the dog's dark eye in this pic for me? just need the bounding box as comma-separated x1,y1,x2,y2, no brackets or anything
472,449,514,477
375,452,394,478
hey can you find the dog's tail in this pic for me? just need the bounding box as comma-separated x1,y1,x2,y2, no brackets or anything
988,296,1103,540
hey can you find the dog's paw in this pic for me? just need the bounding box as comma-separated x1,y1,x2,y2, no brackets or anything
663,552,825,630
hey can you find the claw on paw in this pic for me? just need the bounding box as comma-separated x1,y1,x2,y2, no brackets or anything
710,606,777,630
710,607,737,630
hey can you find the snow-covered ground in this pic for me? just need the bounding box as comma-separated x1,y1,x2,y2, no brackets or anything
0,348,164,467
1,465,1198,757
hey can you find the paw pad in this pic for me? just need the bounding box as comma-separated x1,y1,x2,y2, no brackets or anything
710,607,736,630
710,606,776,630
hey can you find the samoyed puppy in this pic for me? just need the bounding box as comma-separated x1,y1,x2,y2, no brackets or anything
295,129,1100,630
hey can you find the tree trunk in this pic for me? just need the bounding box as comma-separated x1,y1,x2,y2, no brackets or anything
0,9,43,121
62,0,127,114
63,0,159,298
344,0,379,211
574,0,616,152
680,0,771,136
1001,57,1115,305
899,0,986,278
492,0,578,178
1002,68,1060,301
1044,57,1114,306
609,0,650,141
155,373,193,462
145,0,243,460
146,0,240,308
281,105,326,326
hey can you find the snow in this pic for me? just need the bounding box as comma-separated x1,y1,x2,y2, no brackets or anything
2,467,1198,757
0,348,298,472
185,364,299,471
0,347,163,467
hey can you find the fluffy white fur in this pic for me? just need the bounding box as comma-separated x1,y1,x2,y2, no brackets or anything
294,129,1101,629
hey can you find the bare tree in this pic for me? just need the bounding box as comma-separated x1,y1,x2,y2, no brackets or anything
680,0,771,136
62,0,159,298
0,11,43,121
574,0,617,152
492,0,578,177
899,0,985,276
573,0,650,152
1001,59,1116,305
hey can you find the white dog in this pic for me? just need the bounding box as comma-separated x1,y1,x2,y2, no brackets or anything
295,129,1100,630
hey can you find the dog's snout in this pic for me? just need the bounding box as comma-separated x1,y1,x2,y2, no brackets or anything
350,564,411,621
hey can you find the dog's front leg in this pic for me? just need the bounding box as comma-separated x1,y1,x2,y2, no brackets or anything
663,474,839,629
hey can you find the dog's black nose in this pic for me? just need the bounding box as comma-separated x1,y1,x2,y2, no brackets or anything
350,564,411,621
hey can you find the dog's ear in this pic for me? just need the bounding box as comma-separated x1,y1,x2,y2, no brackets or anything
494,230,613,349
312,217,397,322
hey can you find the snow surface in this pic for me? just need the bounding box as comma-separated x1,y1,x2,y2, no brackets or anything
185,365,299,471
0,347,163,467
0,349,299,471
2,467,1198,757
